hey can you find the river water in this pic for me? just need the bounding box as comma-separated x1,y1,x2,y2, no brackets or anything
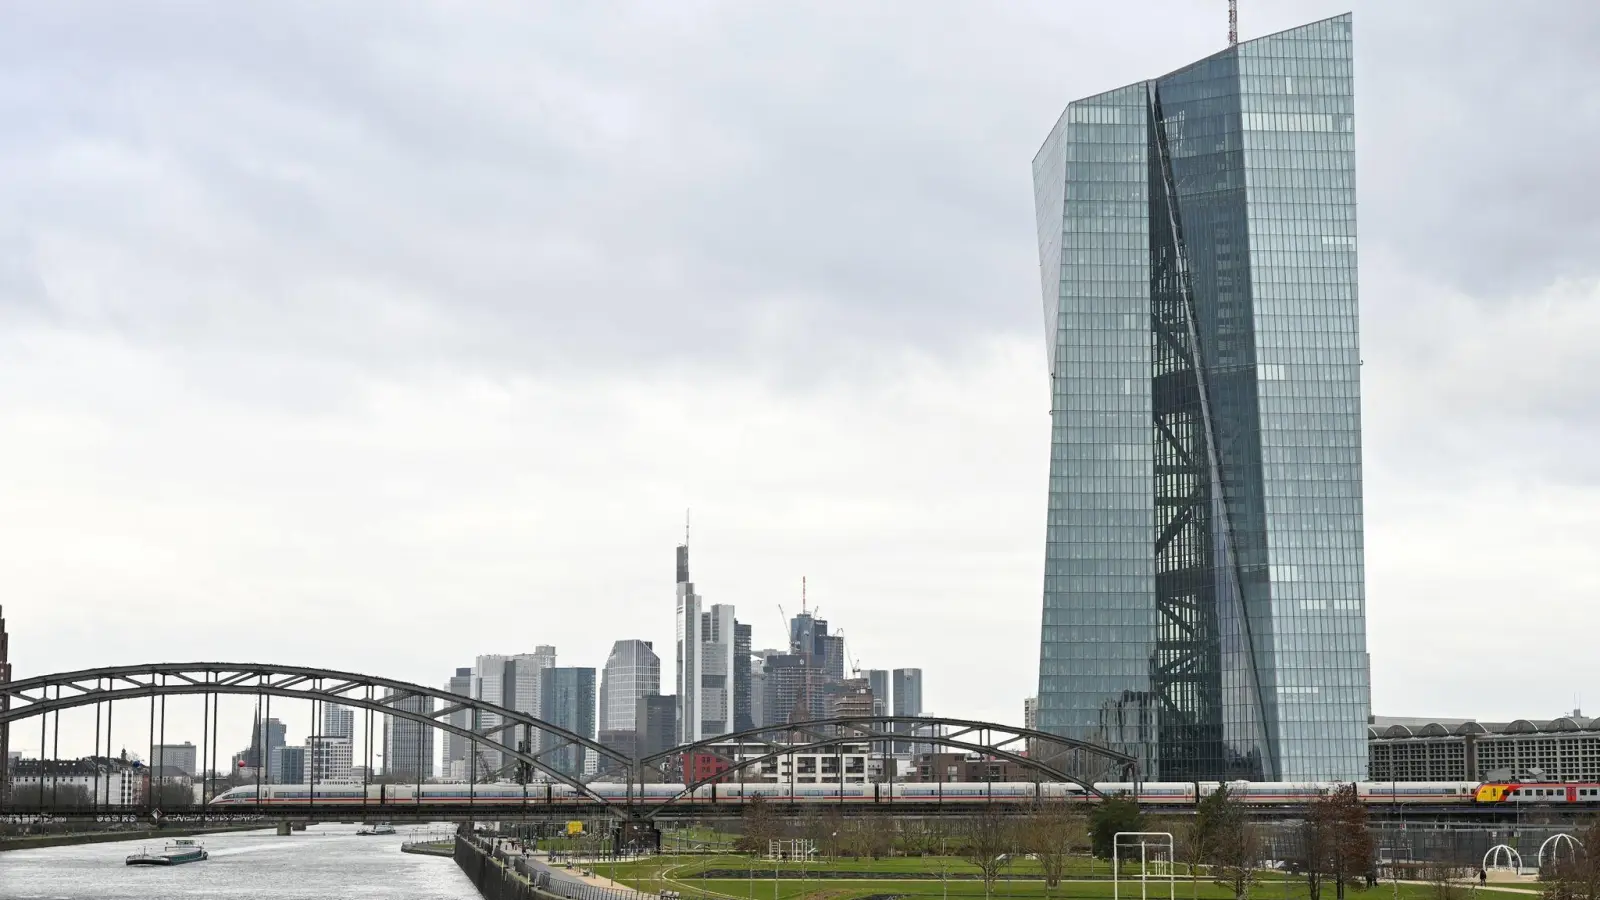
0,823,482,900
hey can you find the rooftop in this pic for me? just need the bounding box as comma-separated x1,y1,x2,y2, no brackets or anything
1370,714,1597,739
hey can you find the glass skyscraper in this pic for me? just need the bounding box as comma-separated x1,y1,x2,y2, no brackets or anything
1032,13,1369,782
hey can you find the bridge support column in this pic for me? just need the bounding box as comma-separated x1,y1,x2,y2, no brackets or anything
277,821,291,836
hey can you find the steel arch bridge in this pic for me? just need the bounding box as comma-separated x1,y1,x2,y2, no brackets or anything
0,662,635,807
0,663,1137,820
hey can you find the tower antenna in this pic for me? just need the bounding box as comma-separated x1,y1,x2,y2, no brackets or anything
802,576,808,615
685,508,690,545
1228,0,1238,46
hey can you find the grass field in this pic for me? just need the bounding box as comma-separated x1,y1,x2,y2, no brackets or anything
604,854,1539,900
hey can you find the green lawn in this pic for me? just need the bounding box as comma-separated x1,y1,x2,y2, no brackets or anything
611,855,1167,880
607,855,1537,900
660,827,741,851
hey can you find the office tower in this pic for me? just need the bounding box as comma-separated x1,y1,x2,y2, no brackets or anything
892,669,923,717
504,647,558,754
674,541,738,742
788,609,845,679
762,654,810,725
322,704,354,740
1031,13,1368,781
598,640,660,770
733,622,753,732
474,654,509,760
152,743,197,777
442,667,474,778
474,649,556,770
540,667,596,778
864,670,891,718
892,669,924,754
1024,697,1038,732
675,543,699,742
787,607,847,721
749,666,767,729
699,604,737,737
636,694,678,766
382,691,435,780
599,640,661,732
243,717,287,770
277,746,305,785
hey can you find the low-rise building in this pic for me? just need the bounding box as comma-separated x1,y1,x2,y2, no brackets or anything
910,752,1035,783
682,740,871,786
1369,713,1600,782
7,757,146,806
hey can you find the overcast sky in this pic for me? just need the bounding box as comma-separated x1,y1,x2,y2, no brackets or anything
3,1,1598,762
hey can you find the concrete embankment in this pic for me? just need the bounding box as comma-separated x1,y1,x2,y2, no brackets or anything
0,823,267,852
454,834,643,900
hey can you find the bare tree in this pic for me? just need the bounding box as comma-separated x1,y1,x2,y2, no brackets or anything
1021,800,1087,896
1542,822,1600,900
1204,786,1264,900
961,807,1018,899
862,813,895,860
898,819,935,857
822,807,845,859
1423,858,1466,900
1170,815,1209,900
1298,784,1375,900
736,794,783,854
7,783,93,812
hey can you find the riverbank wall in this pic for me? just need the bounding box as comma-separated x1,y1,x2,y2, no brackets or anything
0,823,267,852
454,834,643,900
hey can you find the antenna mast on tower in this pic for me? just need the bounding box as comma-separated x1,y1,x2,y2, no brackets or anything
1228,0,1238,46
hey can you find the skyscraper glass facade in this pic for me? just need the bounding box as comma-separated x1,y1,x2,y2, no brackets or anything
541,667,596,778
1032,13,1368,782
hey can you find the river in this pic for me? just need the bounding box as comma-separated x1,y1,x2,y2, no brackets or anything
0,823,482,899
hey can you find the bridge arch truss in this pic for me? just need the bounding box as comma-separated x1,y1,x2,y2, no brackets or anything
638,715,1139,815
0,662,636,807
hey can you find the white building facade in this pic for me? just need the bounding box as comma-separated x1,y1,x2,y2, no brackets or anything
303,736,355,783
699,741,871,785
8,758,145,806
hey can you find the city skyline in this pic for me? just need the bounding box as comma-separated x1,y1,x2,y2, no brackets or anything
3,1,1596,765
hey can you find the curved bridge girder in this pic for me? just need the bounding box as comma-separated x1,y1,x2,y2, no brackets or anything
646,715,1137,775
639,715,1140,816
643,711,1145,768
0,663,635,804
644,729,1113,818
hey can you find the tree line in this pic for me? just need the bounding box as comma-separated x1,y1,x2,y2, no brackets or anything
735,783,1379,900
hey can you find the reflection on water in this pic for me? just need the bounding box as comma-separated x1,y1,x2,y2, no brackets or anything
0,823,479,900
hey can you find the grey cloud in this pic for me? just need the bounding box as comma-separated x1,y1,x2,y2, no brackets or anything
5,1,1596,389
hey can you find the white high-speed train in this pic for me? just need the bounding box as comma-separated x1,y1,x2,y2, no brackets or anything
209,780,1480,807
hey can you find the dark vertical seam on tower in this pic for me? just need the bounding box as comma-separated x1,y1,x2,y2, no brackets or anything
1147,81,1279,781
